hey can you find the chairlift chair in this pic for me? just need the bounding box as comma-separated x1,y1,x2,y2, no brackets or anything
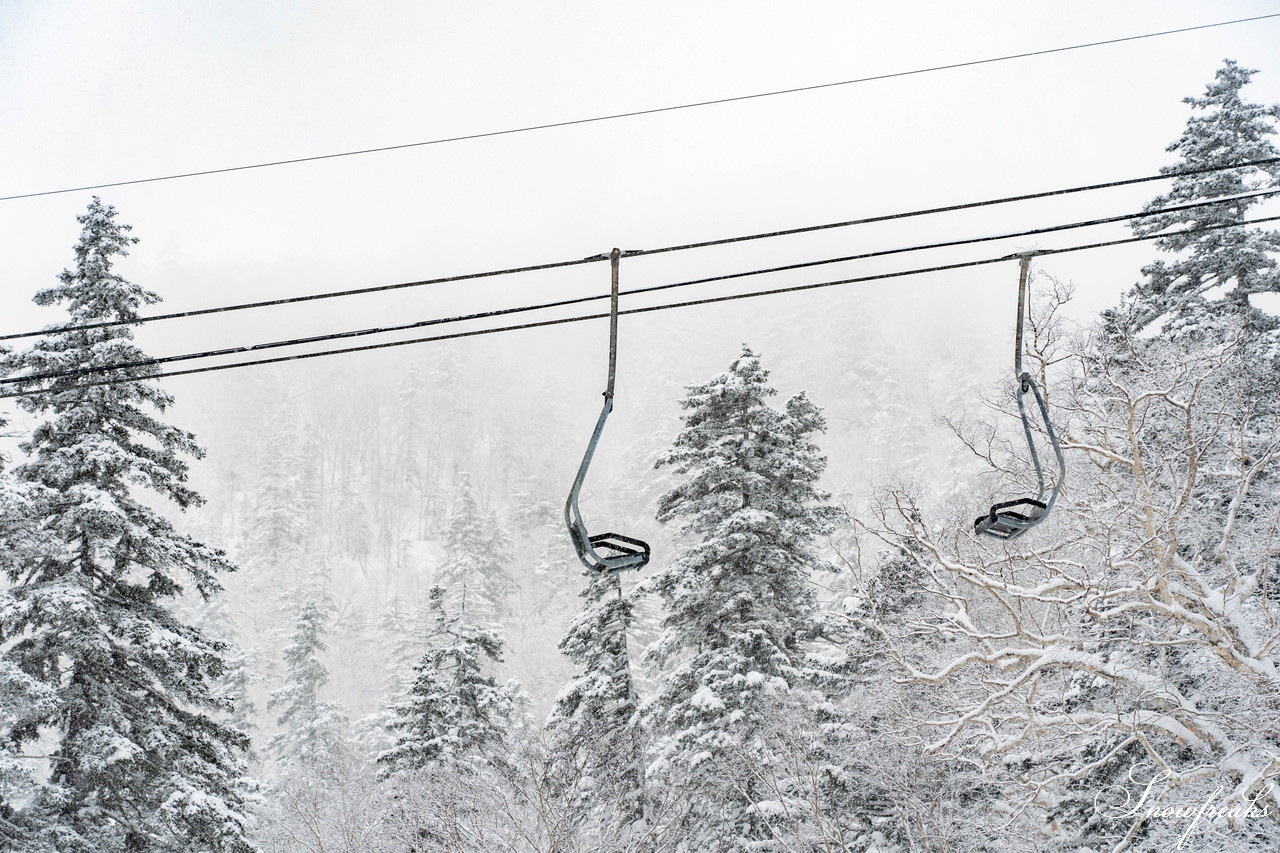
564,249,652,573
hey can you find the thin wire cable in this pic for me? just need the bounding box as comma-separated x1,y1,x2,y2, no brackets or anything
6,189,1275,387
634,157,1280,257
3,155,1277,344
4,14,1276,203
0,255,602,342
4,214,1276,400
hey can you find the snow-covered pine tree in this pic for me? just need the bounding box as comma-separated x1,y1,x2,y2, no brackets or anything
546,573,646,834
0,447,61,852
375,585,527,853
266,592,349,770
436,473,515,626
195,589,260,762
220,649,258,753
377,585,520,777
645,345,842,850
0,198,255,852
237,406,314,579
255,591,362,853
353,595,417,754
374,593,421,701
1122,59,1280,338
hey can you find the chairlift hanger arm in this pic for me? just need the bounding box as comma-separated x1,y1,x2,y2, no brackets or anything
565,248,652,574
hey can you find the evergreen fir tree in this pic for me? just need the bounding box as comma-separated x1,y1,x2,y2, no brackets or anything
0,198,255,852
0,421,55,851
196,590,260,763
353,594,422,753
546,573,646,832
220,648,258,753
1122,59,1280,337
0,659,59,852
375,593,421,700
377,586,520,777
0,459,60,851
436,473,514,626
237,407,314,577
266,593,349,770
646,345,841,850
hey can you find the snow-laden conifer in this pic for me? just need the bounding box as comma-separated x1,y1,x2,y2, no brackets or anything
266,593,349,770
194,591,259,762
374,586,526,852
546,573,646,832
436,474,514,626
378,585,520,776
1123,59,1280,337
645,345,841,849
353,593,427,754
374,593,421,700
0,198,255,852
237,408,315,577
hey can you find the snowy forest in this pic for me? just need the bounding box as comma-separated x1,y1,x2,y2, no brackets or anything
1,58,1279,853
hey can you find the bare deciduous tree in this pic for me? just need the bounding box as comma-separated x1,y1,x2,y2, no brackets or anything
857,292,1280,851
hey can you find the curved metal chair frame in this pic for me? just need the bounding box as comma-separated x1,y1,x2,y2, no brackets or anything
974,253,1067,541
565,249,651,573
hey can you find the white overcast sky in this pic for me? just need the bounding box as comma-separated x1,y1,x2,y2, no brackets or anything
2,0,1279,404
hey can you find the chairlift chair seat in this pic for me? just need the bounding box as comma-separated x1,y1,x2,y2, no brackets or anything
568,527,651,574
973,497,1047,540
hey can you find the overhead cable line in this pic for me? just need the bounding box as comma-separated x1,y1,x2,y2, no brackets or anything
3,155,1277,344
4,215,1276,400
3,14,1276,203
633,159,1280,257
5,190,1276,387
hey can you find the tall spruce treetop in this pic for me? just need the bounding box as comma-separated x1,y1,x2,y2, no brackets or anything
1124,59,1280,336
0,198,255,852
649,345,839,666
374,593,421,700
266,592,349,771
437,473,514,625
238,408,315,576
377,586,520,777
646,346,840,846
